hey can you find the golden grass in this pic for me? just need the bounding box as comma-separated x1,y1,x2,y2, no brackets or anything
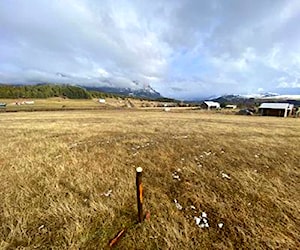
0,97,178,112
0,110,299,249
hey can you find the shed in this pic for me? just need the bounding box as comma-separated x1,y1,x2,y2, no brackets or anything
225,104,237,109
201,101,220,110
259,103,294,117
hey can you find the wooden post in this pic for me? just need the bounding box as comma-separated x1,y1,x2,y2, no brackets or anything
136,167,143,223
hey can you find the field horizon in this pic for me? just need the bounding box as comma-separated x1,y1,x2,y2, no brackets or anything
0,109,299,249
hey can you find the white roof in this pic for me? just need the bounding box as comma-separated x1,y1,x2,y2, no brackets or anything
259,103,294,109
204,101,220,107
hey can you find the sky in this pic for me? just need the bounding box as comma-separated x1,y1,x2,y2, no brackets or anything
1,0,300,99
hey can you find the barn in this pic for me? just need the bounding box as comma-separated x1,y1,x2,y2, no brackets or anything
201,101,220,110
259,103,294,117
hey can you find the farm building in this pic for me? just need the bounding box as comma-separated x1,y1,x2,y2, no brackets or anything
24,101,34,105
259,103,294,117
225,104,237,109
201,101,220,110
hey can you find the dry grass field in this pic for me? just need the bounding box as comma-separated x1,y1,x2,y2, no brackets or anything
0,97,178,112
0,109,299,249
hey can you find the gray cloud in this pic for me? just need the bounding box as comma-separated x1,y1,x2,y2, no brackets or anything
1,0,300,98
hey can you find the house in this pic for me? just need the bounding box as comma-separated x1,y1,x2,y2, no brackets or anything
259,103,294,117
225,104,237,109
201,101,220,110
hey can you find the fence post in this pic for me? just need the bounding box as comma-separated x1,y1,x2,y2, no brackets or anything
136,167,143,223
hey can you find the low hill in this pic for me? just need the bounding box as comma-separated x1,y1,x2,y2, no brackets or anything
0,84,92,99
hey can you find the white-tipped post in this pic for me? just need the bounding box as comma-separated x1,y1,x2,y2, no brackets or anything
136,167,143,222
136,167,143,173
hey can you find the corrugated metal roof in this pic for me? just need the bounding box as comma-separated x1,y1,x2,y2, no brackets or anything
259,103,294,109
204,101,220,107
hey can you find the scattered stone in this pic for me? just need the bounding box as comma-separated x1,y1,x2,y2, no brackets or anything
190,205,196,210
221,172,231,180
69,143,78,149
194,211,209,228
218,223,224,229
204,151,211,156
195,217,201,225
172,171,181,181
102,189,112,197
174,199,183,210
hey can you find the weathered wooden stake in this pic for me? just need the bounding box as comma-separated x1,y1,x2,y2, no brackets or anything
136,167,143,223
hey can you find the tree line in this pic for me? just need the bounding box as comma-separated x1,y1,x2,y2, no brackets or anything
0,84,118,99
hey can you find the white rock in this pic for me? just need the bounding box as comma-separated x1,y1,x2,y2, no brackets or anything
104,189,112,197
195,217,201,225
218,223,224,228
221,173,231,180
174,199,183,210
202,212,207,218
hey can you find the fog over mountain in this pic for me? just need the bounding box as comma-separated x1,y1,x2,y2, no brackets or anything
1,0,300,99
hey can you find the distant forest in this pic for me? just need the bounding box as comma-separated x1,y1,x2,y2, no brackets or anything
0,84,118,99
0,84,181,103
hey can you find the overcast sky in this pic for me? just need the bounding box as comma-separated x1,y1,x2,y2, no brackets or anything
1,0,300,99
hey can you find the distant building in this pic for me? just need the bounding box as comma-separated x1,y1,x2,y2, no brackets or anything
0,102,6,108
225,104,237,109
259,103,294,117
24,101,34,105
98,99,106,103
201,101,220,110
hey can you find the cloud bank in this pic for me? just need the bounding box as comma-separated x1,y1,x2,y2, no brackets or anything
1,0,300,98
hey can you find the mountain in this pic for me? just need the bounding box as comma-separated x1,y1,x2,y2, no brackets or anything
210,93,300,107
84,81,162,99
